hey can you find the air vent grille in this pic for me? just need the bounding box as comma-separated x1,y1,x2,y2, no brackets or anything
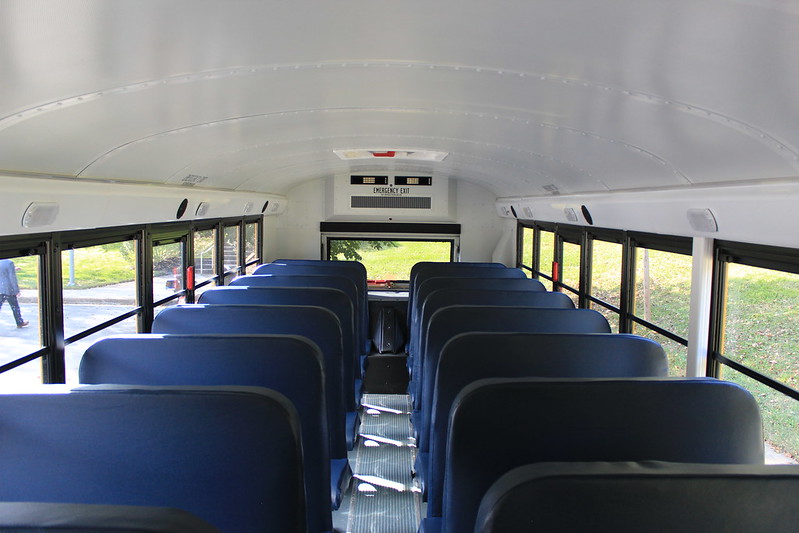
181,174,208,186
351,196,432,209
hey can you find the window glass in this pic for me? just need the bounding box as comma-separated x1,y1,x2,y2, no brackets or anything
632,326,687,377
65,315,138,385
722,263,799,390
560,241,581,306
62,242,137,341
328,239,452,288
520,226,534,277
153,241,184,306
724,370,798,464
193,229,217,297
590,239,622,332
538,230,555,291
0,254,42,386
633,247,691,340
245,222,258,274
223,225,240,284
61,242,139,382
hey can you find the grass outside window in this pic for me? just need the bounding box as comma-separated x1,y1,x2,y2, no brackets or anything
329,240,452,282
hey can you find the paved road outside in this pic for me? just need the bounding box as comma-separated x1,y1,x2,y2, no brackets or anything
0,277,180,387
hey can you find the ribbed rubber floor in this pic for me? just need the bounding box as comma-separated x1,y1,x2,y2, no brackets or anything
333,394,421,533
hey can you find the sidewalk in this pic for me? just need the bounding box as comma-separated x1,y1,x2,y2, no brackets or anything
19,277,178,306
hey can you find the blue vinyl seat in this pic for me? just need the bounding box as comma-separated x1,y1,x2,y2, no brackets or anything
274,259,367,289
231,273,367,357
0,385,306,533
80,333,335,532
407,263,523,332
198,286,361,410
475,462,799,532
253,263,370,353
420,332,668,507
409,288,572,366
413,306,611,413
0,501,219,532
409,277,546,354
151,304,354,503
423,377,764,533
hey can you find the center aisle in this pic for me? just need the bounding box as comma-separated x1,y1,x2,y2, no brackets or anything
333,393,422,533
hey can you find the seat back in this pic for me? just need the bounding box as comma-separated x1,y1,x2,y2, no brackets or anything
231,273,367,353
274,259,367,284
80,334,331,533
423,332,668,511
152,304,348,458
407,262,514,326
0,502,219,532
253,264,368,350
198,286,360,409
411,277,546,347
440,377,764,532
415,306,611,411
411,288,573,359
476,462,799,533
409,261,505,291
0,385,306,533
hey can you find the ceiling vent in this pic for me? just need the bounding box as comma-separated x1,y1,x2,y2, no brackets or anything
181,174,209,186
351,196,432,209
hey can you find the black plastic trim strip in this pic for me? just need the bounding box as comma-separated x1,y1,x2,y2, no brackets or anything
0,347,48,374
320,222,460,234
715,353,799,402
64,307,141,345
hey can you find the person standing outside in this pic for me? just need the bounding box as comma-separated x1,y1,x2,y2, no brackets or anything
0,259,29,328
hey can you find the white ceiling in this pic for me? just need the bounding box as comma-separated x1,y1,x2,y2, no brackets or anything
2,0,799,198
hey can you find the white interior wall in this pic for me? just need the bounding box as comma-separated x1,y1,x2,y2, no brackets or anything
0,174,283,237
497,178,799,249
455,181,508,262
268,177,505,262
267,179,327,261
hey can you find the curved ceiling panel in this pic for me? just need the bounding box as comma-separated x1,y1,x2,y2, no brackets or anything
1,0,799,198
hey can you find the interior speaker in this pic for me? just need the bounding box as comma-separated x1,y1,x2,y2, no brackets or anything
581,205,594,225
176,198,189,219
21,202,59,228
243,202,253,214
687,208,718,232
563,207,579,222
195,202,209,217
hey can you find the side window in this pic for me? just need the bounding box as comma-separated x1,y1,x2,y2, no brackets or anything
0,254,43,387
518,225,534,277
153,240,184,307
244,222,259,274
716,261,799,462
223,225,240,284
560,239,581,306
62,240,139,384
632,245,691,376
537,230,555,291
589,239,622,332
193,228,217,298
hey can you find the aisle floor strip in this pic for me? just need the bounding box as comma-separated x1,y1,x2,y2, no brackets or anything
333,393,421,533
